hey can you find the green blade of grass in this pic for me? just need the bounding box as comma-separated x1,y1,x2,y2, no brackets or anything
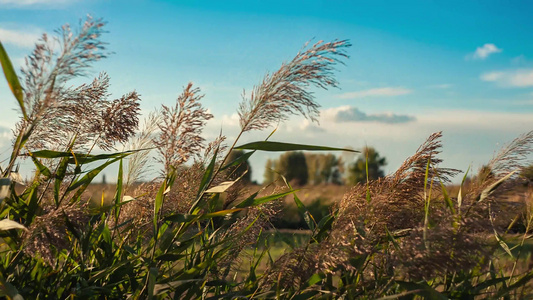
0,41,27,120
189,146,219,214
385,226,401,251
235,190,297,209
312,214,335,243
29,154,52,178
457,166,470,211
439,181,455,215
493,270,533,299
165,209,241,223
25,149,139,164
278,172,317,231
220,150,255,171
68,157,124,193
396,281,447,300
54,155,70,206
23,181,40,225
477,170,517,202
114,159,124,220
494,229,513,258
153,174,169,229
235,141,359,152
0,274,23,300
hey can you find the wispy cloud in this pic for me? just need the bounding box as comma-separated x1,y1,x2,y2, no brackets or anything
0,28,41,48
512,99,533,105
337,87,412,99
0,126,11,140
511,55,526,65
428,84,452,89
205,108,533,183
299,120,325,132
467,43,502,60
322,106,415,124
481,69,533,87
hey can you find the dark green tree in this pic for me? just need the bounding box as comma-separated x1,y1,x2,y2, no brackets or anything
226,150,252,183
277,151,308,185
347,147,386,184
305,153,344,185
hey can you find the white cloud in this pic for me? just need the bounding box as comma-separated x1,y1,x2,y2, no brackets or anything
337,87,412,99
234,109,533,183
322,106,415,124
220,113,241,127
0,126,11,140
299,119,325,132
0,28,41,48
468,43,502,60
481,69,533,87
480,71,504,82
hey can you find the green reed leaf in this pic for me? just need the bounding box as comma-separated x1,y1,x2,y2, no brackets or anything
114,159,124,220
0,274,23,300
29,154,52,178
0,41,27,120
235,190,297,209
54,155,70,206
235,141,358,152
439,181,455,215
69,156,124,200
477,170,517,203
25,149,139,164
396,281,447,300
220,150,255,171
165,208,241,223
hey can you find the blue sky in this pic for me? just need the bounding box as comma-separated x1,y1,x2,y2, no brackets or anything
1,0,532,183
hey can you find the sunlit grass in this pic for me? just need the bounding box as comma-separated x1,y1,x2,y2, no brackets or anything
0,15,532,299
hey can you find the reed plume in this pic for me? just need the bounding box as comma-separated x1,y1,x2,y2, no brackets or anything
15,16,140,153
125,112,161,189
238,40,350,132
153,83,213,175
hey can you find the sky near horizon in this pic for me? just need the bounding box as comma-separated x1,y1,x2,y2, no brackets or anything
0,0,532,183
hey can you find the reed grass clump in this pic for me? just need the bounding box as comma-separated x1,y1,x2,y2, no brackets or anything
0,16,532,299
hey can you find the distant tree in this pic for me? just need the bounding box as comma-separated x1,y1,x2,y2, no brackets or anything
305,153,344,185
277,151,308,185
330,156,345,185
226,150,252,183
347,147,386,184
305,154,322,185
263,158,276,184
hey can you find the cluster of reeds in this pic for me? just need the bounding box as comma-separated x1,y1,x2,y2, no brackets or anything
0,16,532,299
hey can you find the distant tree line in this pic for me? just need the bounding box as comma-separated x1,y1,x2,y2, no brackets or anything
263,147,387,186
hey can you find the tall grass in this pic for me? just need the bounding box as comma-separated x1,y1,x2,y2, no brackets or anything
0,17,532,299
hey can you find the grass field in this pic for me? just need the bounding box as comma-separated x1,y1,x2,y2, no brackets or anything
2,16,533,298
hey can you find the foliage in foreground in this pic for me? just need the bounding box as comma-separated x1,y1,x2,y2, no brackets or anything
1,17,533,299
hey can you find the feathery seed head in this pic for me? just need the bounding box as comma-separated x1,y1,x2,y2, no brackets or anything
154,83,213,174
238,39,351,132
